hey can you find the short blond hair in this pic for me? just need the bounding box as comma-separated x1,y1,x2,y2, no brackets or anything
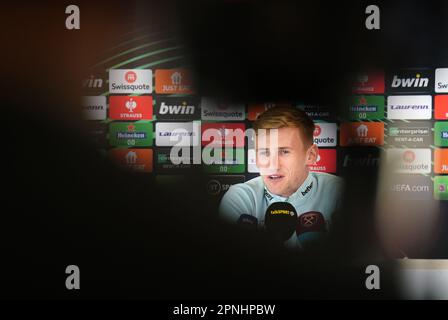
253,106,315,147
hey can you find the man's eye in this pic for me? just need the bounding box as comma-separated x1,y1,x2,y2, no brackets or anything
280,150,290,155
258,151,269,157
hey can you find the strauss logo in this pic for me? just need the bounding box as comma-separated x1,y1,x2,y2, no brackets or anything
125,98,137,112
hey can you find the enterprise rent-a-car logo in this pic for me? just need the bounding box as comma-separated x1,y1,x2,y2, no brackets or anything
386,121,432,148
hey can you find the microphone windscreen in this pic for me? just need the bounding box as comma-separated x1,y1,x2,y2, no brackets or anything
264,202,297,242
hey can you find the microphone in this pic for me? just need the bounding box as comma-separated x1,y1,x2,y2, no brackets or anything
264,202,297,243
296,211,327,248
237,214,258,230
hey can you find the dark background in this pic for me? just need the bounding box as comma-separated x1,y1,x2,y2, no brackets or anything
1,0,447,299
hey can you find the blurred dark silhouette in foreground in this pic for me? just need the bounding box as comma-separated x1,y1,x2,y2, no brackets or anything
3,0,448,299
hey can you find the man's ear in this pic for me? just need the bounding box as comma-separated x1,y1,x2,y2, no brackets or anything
305,144,318,165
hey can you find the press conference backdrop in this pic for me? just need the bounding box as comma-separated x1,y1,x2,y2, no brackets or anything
81,29,448,208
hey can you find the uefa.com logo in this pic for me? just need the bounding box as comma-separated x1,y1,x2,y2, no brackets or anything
167,123,288,172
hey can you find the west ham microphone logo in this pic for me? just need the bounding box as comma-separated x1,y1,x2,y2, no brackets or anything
297,211,326,235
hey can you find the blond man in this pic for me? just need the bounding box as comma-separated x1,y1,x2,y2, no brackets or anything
219,106,343,248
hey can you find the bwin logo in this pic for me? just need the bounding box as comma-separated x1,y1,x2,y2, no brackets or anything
159,102,195,114
301,182,313,196
83,75,103,88
391,73,429,88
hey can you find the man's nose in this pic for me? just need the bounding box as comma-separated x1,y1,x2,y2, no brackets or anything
268,152,279,170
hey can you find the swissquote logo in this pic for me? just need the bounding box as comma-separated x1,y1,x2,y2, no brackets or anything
387,148,431,174
109,69,152,94
125,71,137,83
387,69,433,93
435,68,448,93
201,98,245,121
312,123,337,147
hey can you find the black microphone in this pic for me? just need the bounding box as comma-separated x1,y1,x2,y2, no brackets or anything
237,214,258,230
264,202,297,243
